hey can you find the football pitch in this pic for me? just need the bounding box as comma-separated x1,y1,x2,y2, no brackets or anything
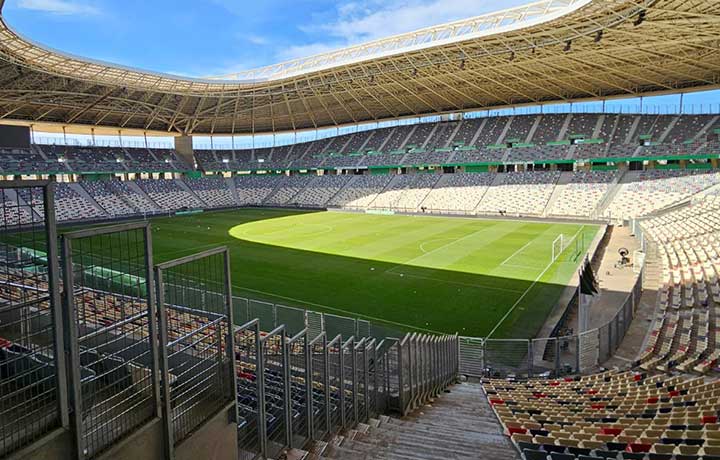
144,208,598,339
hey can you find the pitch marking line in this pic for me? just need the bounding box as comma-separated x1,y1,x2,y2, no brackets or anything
419,238,457,254
233,283,442,334
486,225,585,339
499,240,533,266
385,226,495,275
384,271,524,294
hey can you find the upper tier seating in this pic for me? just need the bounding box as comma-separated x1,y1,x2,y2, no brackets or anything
184,176,236,208
135,179,204,211
605,170,720,220
477,171,560,216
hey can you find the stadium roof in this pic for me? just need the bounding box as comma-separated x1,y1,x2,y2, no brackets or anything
0,0,718,136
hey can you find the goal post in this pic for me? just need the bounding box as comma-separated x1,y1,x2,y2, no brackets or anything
552,226,587,264
551,234,565,263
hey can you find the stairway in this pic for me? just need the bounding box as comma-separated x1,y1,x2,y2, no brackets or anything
290,382,518,460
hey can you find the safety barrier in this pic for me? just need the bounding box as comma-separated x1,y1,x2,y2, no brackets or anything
458,270,643,378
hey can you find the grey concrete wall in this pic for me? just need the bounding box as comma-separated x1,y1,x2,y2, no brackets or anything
98,418,165,460
174,135,195,170
8,428,72,460
175,403,238,460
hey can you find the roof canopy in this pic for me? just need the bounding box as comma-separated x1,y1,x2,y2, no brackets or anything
0,0,718,135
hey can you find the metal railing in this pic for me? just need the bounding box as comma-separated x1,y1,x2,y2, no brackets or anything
0,181,66,458
155,247,236,453
61,222,161,459
458,269,643,378
233,297,405,343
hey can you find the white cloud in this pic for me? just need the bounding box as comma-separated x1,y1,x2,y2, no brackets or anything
17,0,100,15
245,35,270,46
285,0,528,60
275,42,345,62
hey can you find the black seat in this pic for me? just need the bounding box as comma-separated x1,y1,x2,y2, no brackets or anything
607,442,628,452
578,456,603,460
594,451,620,460
619,453,646,460
550,453,575,460
568,447,592,457
647,454,672,460
542,444,566,454
523,448,549,460
518,441,539,452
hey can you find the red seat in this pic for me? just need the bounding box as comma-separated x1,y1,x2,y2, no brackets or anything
602,428,623,436
668,390,679,397
490,398,505,405
591,404,606,410
508,427,527,436
702,415,718,424
647,397,659,404
627,443,651,453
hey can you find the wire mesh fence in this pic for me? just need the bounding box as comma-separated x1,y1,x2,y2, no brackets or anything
261,326,290,456
61,222,160,459
458,271,643,378
286,329,310,447
235,320,261,460
326,335,343,433
0,181,66,457
155,247,235,451
308,333,328,440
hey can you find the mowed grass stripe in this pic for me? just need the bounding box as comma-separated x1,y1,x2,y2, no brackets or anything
134,208,599,338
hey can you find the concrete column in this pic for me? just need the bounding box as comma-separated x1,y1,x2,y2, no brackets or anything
174,135,196,170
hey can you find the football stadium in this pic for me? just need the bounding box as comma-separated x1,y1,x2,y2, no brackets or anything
1,0,720,459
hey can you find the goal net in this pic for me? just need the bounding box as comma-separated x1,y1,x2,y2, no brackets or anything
551,234,566,263
551,228,585,263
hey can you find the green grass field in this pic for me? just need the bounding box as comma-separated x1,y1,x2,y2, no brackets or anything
142,208,597,339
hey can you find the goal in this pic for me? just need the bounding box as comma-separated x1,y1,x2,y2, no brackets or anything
551,229,585,263
551,234,566,263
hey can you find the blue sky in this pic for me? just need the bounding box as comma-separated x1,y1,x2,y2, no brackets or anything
4,0,533,77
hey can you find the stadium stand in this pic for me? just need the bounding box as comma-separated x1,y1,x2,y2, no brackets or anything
54,183,107,221
135,178,205,210
234,174,284,205
477,171,561,216
637,196,720,373
184,176,237,208
604,170,720,220
547,171,618,218
370,173,441,210
81,180,137,216
419,172,494,213
327,174,394,208
290,174,353,207
484,370,720,460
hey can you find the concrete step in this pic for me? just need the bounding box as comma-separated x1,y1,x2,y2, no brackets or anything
305,382,518,459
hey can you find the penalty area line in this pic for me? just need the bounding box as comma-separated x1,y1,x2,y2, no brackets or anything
486,225,585,339
499,240,533,266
